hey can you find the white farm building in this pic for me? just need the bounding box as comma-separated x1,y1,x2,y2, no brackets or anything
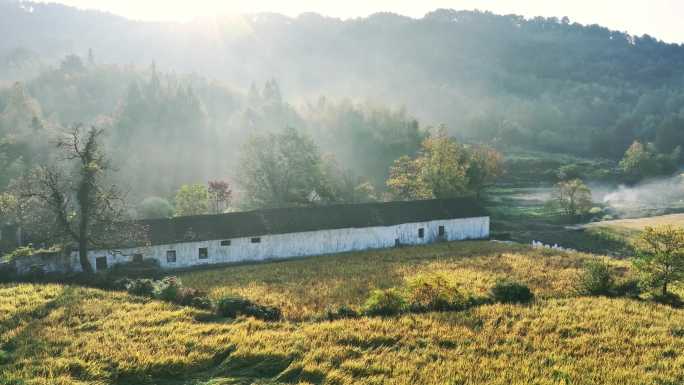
12,198,489,274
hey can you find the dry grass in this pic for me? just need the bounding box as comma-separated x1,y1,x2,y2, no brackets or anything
1,241,684,385
586,213,684,231
180,241,624,320
582,213,684,256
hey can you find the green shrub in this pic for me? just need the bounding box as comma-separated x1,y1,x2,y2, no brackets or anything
0,262,17,282
577,260,614,296
154,276,183,302
107,259,164,279
490,280,534,303
176,287,212,309
405,273,466,312
252,305,283,321
588,207,603,216
190,296,214,310
651,292,683,308
613,279,641,298
2,245,61,262
112,277,133,291
216,296,252,318
216,296,282,321
125,278,156,297
363,288,407,316
323,305,359,321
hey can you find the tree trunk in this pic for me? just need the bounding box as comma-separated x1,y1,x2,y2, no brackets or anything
78,237,93,273
78,205,93,273
662,282,668,297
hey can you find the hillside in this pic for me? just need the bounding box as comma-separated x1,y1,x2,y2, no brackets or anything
2,1,684,157
2,241,683,384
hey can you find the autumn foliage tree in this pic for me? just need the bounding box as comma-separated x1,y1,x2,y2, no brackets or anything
208,180,232,214
386,129,503,200
387,155,431,200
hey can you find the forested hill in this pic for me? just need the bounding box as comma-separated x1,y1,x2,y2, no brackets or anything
2,0,684,158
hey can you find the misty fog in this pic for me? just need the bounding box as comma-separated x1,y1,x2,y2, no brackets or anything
593,174,684,218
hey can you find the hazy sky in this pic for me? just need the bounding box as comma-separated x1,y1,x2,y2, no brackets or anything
42,0,684,43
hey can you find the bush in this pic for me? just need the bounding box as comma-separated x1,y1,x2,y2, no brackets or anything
577,260,614,296
154,276,183,302
190,296,214,310
251,305,283,321
125,278,156,297
176,287,212,309
112,277,133,291
588,207,603,216
613,279,641,298
490,280,534,304
652,292,683,308
323,305,359,321
363,288,407,316
216,296,252,318
0,262,17,282
107,259,164,280
405,273,466,312
216,296,282,321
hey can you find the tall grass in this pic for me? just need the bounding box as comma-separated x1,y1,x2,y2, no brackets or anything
1,241,683,384
180,241,621,320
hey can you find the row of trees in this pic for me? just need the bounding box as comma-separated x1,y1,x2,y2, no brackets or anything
1,123,504,272
138,180,232,219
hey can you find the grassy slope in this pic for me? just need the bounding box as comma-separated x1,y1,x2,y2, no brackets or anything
1,241,683,385
586,213,684,232
579,213,684,257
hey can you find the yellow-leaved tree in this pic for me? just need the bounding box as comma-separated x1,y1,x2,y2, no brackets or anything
387,128,502,201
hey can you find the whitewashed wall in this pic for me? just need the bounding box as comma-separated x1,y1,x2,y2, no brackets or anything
74,216,489,272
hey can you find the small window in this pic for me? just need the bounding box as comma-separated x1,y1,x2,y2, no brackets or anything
251,237,261,243
220,240,231,246
438,226,445,237
166,250,177,263
418,228,424,238
132,253,143,263
198,247,209,259
95,256,108,271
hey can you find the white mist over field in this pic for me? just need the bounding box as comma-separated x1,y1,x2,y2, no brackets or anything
593,174,684,218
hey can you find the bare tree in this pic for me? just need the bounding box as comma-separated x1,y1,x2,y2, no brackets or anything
17,126,142,272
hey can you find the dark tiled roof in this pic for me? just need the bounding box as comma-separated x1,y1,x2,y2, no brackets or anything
139,198,487,246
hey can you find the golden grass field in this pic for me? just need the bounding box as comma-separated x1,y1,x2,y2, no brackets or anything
2,241,684,385
586,213,684,232
582,213,684,254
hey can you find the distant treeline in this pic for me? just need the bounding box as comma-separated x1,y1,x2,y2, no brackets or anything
0,61,425,203
2,3,684,158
